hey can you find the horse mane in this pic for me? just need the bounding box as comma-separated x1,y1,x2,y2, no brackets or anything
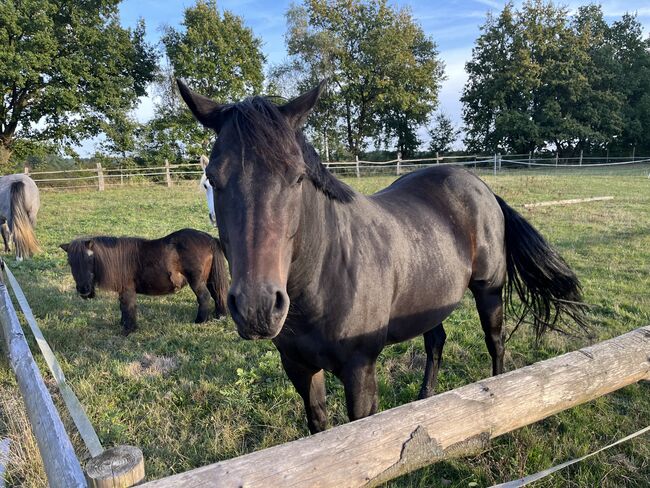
224,96,355,203
69,236,141,292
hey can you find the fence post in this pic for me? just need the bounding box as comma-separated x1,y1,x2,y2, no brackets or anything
96,163,105,191
632,145,636,161
436,151,439,164
528,151,532,168
498,153,502,172
396,151,401,175
165,159,172,188
355,155,360,178
493,153,497,176
555,152,559,167
23,166,29,176
579,149,583,166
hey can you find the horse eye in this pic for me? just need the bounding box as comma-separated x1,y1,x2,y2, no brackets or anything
295,175,304,185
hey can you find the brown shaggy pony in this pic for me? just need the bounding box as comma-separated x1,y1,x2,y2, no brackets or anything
60,229,228,335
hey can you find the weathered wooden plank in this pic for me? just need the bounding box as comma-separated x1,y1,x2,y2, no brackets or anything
0,279,86,488
4,265,103,458
143,326,650,488
0,438,10,488
523,196,614,208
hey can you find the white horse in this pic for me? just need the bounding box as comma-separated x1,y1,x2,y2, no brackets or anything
0,174,40,261
199,155,217,227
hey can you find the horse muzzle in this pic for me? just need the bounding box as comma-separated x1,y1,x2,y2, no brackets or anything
227,282,289,340
78,288,95,299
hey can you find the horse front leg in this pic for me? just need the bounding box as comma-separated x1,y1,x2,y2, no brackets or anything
280,353,328,434
119,288,138,335
341,354,379,422
418,323,447,399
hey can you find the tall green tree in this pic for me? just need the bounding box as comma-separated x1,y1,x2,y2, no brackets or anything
149,0,265,159
0,0,157,166
462,1,638,155
280,0,444,157
428,113,460,153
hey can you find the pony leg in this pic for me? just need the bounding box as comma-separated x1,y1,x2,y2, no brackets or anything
341,355,379,422
280,353,328,434
119,289,138,335
418,324,447,399
471,283,505,375
189,279,212,323
1,221,11,253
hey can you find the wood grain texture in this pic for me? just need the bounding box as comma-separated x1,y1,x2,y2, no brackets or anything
0,279,86,488
85,445,144,488
143,326,650,488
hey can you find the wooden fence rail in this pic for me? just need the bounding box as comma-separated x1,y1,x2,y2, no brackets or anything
20,154,650,191
0,267,86,487
143,326,650,488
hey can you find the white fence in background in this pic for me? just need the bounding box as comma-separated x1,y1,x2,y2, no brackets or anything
23,153,650,191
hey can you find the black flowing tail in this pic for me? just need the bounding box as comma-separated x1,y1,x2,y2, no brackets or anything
209,238,229,318
495,195,589,339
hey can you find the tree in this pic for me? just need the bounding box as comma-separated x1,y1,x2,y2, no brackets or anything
462,1,644,156
0,1,157,166
149,0,265,159
428,113,460,153
280,0,444,157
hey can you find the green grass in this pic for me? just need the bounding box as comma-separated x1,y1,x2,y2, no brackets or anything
0,173,648,487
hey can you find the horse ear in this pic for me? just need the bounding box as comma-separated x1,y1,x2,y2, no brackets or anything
199,154,209,170
60,243,70,253
177,79,227,132
279,80,327,129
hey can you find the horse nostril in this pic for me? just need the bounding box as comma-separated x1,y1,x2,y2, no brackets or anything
227,292,238,316
273,290,287,313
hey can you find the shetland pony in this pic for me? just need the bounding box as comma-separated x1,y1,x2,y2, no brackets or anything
61,229,228,335
0,174,40,260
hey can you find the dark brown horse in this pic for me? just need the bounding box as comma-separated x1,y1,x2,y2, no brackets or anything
60,229,228,335
178,80,588,433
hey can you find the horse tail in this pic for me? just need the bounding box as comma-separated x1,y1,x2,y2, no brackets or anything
10,181,40,259
209,237,229,317
494,194,589,339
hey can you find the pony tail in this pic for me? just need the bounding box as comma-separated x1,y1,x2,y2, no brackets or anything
10,181,40,259
209,238,229,317
494,194,589,339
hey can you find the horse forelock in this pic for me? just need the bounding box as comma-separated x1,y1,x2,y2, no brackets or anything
68,237,140,291
224,97,355,203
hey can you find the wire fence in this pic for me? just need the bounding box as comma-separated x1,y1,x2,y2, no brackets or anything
23,154,650,191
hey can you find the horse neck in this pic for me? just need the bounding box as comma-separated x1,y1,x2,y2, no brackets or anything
288,180,360,295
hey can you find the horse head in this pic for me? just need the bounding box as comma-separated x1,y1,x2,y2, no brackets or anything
178,79,351,340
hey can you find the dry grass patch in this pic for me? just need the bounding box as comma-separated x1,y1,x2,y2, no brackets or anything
125,353,179,379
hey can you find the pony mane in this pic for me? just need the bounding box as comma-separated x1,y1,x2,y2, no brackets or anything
224,96,355,203
69,236,142,292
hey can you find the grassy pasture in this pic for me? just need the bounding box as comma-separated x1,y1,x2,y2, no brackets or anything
0,171,648,487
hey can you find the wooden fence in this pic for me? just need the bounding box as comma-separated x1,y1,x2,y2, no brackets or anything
21,153,650,191
142,326,650,487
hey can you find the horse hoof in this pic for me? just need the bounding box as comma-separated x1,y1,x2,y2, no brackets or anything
121,328,136,337
15,256,23,262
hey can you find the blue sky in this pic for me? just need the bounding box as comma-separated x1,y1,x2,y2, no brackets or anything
101,0,650,154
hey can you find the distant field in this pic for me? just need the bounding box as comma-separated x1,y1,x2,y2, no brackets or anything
0,172,648,487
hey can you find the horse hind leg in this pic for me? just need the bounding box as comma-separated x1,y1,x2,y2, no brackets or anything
188,274,212,323
418,323,446,399
1,220,11,253
471,281,505,376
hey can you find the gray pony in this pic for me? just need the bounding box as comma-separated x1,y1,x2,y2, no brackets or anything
0,174,40,260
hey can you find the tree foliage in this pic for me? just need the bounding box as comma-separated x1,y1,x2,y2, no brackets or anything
277,0,444,157
462,1,650,155
428,113,460,154
0,0,157,166
144,0,265,161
